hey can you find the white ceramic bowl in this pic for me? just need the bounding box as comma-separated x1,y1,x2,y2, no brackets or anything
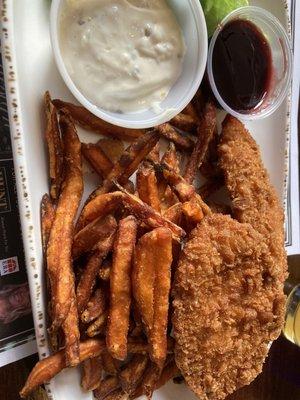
50,0,208,129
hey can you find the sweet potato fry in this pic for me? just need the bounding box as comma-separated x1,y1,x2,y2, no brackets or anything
52,99,143,141
73,215,117,259
155,359,180,388
62,299,80,366
127,338,148,354
20,339,105,398
94,376,120,400
47,111,83,331
146,142,160,163
81,287,107,323
87,311,108,337
163,203,182,225
157,123,194,151
101,349,119,375
76,192,123,232
44,92,63,200
132,228,172,368
136,162,161,212
41,194,55,254
182,196,204,230
119,354,148,394
81,356,103,391
170,112,198,133
150,229,172,368
99,259,112,281
103,388,128,400
97,138,125,163
95,129,160,196
154,162,195,202
82,142,113,178
184,102,217,184
139,362,160,399
107,216,138,360
161,142,180,173
77,230,116,313
182,102,199,121
117,186,185,241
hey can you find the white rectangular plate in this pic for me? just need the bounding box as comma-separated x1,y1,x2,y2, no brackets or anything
1,0,291,399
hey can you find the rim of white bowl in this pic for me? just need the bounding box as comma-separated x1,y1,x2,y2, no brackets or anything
50,0,208,129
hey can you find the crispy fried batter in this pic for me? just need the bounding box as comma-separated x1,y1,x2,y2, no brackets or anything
218,115,287,282
107,216,138,360
173,214,286,400
20,339,105,398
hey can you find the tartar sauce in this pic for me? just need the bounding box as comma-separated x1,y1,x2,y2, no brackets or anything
59,0,186,113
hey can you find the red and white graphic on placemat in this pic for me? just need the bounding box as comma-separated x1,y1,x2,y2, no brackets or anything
0,257,19,276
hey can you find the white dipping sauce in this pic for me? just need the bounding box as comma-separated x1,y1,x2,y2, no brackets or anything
59,0,185,113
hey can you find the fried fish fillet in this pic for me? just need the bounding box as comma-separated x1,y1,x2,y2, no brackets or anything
173,214,286,400
218,115,287,284
173,116,287,400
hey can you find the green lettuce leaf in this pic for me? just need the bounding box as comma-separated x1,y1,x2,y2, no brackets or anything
201,0,249,37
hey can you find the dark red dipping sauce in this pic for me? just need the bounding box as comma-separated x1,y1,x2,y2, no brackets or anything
212,19,272,112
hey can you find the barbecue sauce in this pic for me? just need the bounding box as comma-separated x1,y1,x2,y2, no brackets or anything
212,19,272,112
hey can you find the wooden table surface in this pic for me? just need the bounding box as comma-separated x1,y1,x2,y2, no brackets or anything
0,334,299,400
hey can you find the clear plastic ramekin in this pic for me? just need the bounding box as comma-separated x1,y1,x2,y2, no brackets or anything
207,6,292,120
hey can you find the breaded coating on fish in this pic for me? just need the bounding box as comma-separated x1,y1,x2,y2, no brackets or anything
218,115,287,285
173,214,286,400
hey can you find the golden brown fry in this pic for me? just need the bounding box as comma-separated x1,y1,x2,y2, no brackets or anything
53,99,143,141
119,354,148,394
95,129,160,196
170,113,198,133
82,142,113,178
102,388,128,400
94,376,120,400
161,142,180,173
81,356,103,391
44,92,63,200
192,88,205,116
73,215,117,259
76,192,123,232
184,102,217,184
99,259,112,281
127,338,149,354
107,216,138,360
155,163,195,203
101,349,119,375
97,138,125,163
146,142,160,163
158,143,180,209
47,111,83,331
140,362,160,399
77,230,116,313
87,311,108,337
41,194,55,254
20,339,105,398
118,186,185,242
150,228,172,368
62,299,80,366
163,203,182,225
136,162,161,212
182,196,204,230
81,287,107,323
182,102,199,121
157,123,194,151
155,359,180,388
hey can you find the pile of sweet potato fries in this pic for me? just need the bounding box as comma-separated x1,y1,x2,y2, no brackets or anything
20,92,219,399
